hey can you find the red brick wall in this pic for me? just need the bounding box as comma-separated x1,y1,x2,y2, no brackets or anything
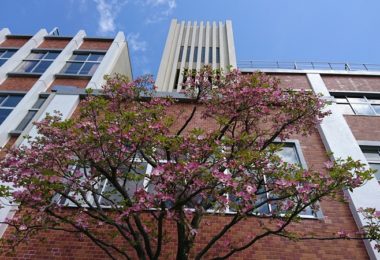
322,75,380,92
267,73,311,90
0,37,30,48
0,104,369,259
49,78,90,91
0,77,38,91
38,39,71,49
79,40,112,50
344,115,380,141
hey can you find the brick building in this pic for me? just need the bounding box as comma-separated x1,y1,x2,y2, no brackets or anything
0,20,379,259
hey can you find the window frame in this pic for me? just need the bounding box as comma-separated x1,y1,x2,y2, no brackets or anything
358,140,380,181
15,49,61,74
332,92,380,116
60,50,105,76
0,48,18,66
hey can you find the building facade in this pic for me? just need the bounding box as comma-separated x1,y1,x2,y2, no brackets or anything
0,20,379,259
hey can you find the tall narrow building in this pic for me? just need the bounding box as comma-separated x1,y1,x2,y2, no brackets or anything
155,19,237,92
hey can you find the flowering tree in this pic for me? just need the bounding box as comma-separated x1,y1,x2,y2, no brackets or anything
0,68,379,259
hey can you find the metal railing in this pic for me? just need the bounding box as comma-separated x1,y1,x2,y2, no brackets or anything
238,60,380,72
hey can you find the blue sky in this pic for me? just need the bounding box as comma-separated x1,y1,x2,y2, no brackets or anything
1,0,380,78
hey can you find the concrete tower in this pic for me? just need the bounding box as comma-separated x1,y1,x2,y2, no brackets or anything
155,19,237,92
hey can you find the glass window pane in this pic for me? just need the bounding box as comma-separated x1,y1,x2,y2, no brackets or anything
363,151,380,162
72,54,88,61
0,51,4,57
347,97,367,103
79,62,98,75
18,60,38,73
2,50,16,58
87,54,104,62
44,52,60,60
62,62,83,74
277,145,300,164
2,95,23,107
27,52,44,60
351,104,375,115
32,96,47,109
336,104,354,115
335,98,348,103
15,110,37,131
33,60,52,73
369,99,380,105
0,109,12,124
369,163,380,181
0,96,5,105
372,105,380,115
0,59,6,66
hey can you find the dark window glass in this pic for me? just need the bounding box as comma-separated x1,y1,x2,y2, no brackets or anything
3,95,23,107
20,61,38,73
44,52,60,59
178,46,184,62
88,54,103,62
72,54,88,61
79,63,98,75
15,110,37,131
0,96,5,104
174,69,180,90
2,50,17,58
193,47,198,62
186,46,191,62
216,47,220,63
33,60,52,73
33,97,47,109
0,109,12,124
201,47,205,63
0,60,5,66
63,62,83,74
209,47,213,63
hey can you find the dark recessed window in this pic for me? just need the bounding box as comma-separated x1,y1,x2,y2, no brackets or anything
178,46,184,62
61,52,104,76
186,46,191,62
16,51,60,73
201,47,205,63
0,94,24,124
216,47,220,63
209,47,213,63
193,47,198,62
15,95,48,131
0,49,17,66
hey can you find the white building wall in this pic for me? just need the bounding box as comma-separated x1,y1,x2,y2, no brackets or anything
155,19,237,92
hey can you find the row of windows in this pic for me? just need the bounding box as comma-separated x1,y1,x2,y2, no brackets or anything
58,143,316,218
0,49,17,66
0,48,104,76
335,95,380,116
178,46,220,64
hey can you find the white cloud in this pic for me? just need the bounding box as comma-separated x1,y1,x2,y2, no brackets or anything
94,0,128,35
142,0,177,23
127,33,147,52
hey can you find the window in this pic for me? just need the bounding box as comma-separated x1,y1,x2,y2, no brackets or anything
61,52,104,76
0,49,17,66
178,46,184,62
0,94,24,124
209,47,213,63
193,47,198,62
186,46,191,62
216,47,220,63
201,47,205,63
334,95,380,116
361,146,380,181
14,95,48,132
16,51,60,73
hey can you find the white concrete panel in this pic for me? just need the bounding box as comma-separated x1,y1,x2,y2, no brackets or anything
225,20,237,68
156,19,177,90
205,22,210,66
218,22,226,70
212,22,217,70
308,73,380,260
0,28,10,43
168,21,185,92
196,22,204,71
188,21,197,71
177,21,191,92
